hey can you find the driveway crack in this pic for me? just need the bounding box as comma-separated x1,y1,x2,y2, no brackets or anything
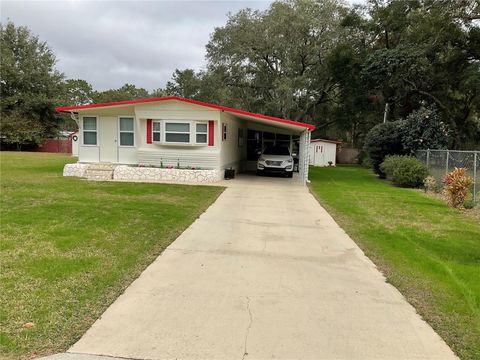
242,296,253,360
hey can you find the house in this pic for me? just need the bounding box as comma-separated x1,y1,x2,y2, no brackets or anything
309,138,341,167
55,96,315,184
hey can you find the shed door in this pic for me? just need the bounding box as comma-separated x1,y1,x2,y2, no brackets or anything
314,144,324,166
99,117,118,163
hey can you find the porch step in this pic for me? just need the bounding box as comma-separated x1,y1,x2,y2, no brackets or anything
84,164,117,180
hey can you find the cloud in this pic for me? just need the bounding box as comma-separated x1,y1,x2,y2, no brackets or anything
1,0,272,90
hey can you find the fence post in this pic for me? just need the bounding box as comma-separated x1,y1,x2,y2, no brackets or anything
474,151,477,203
426,149,430,170
445,149,449,174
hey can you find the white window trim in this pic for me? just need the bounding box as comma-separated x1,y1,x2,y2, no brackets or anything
150,120,210,146
118,116,135,147
163,120,191,145
152,120,162,143
81,115,98,146
195,121,208,145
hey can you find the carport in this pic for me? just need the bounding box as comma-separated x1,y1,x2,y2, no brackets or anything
218,109,314,185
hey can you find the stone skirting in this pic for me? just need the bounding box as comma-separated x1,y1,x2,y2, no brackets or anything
63,163,88,177
63,163,222,183
114,165,222,183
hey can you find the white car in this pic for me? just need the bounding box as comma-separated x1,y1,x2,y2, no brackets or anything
257,145,294,178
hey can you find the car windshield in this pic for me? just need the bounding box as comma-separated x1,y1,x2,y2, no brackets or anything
263,145,290,156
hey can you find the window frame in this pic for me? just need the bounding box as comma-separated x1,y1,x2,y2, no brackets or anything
150,120,211,146
152,120,162,143
82,116,98,146
195,122,208,145
222,123,227,141
163,120,192,144
118,116,135,147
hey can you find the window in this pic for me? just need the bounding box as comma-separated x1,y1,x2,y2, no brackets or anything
196,123,208,144
83,117,97,145
222,123,227,141
152,121,161,142
119,117,134,146
165,122,190,143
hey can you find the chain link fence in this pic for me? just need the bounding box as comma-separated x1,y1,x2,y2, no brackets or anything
416,149,479,202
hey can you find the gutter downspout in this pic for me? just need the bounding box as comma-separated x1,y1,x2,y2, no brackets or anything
69,111,80,127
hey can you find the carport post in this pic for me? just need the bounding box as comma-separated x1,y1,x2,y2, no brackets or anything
299,129,311,185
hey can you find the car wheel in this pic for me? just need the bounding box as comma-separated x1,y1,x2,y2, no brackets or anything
287,172,293,178
256,170,263,176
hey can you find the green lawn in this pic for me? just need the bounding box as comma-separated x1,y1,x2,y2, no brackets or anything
0,152,223,359
309,165,480,360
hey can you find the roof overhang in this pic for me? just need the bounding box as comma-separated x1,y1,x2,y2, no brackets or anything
310,138,342,144
55,96,316,131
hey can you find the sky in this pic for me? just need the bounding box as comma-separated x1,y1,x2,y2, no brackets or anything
1,0,363,92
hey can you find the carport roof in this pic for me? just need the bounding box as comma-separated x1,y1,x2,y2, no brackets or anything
55,96,316,131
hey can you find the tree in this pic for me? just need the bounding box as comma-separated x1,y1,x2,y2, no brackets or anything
0,21,64,147
61,79,93,106
400,105,450,153
363,120,406,176
164,69,202,98
91,83,149,103
0,111,44,150
205,0,347,123
359,0,480,148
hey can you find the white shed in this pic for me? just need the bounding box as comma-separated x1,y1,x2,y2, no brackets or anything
309,139,341,167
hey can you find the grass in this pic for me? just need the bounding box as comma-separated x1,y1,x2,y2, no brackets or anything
0,152,223,359
309,165,480,360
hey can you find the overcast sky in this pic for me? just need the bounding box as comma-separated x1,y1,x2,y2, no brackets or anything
1,0,363,92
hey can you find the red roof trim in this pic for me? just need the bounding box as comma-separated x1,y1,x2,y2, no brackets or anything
310,138,342,144
55,96,315,131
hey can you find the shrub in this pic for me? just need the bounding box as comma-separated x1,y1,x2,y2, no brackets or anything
463,199,476,209
423,176,438,193
442,168,473,208
358,151,372,168
380,155,428,187
364,121,406,177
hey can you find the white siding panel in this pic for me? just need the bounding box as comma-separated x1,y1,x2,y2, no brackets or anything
118,147,137,164
134,100,220,121
219,112,246,171
79,144,99,162
137,148,220,169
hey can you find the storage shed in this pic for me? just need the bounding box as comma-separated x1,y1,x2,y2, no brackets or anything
309,139,341,167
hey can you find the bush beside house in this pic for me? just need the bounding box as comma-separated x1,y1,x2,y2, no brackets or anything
380,156,427,187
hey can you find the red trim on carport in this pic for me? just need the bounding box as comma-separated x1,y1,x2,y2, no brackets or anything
55,96,316,131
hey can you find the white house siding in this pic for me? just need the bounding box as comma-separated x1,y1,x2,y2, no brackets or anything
219,112,247,172
135,100,221,169
77,107,135,164
309,141,337,166
76,100,222,167
136,149,219,169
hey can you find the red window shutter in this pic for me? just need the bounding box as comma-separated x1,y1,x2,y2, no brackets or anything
208,120,214,146
146,119,152,144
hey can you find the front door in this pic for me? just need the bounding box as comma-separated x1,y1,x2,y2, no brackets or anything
99,117,118,163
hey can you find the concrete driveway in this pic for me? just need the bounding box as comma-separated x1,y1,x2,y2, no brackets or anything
69,174,456,360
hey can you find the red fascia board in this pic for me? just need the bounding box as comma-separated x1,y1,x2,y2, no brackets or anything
55,96,316,131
